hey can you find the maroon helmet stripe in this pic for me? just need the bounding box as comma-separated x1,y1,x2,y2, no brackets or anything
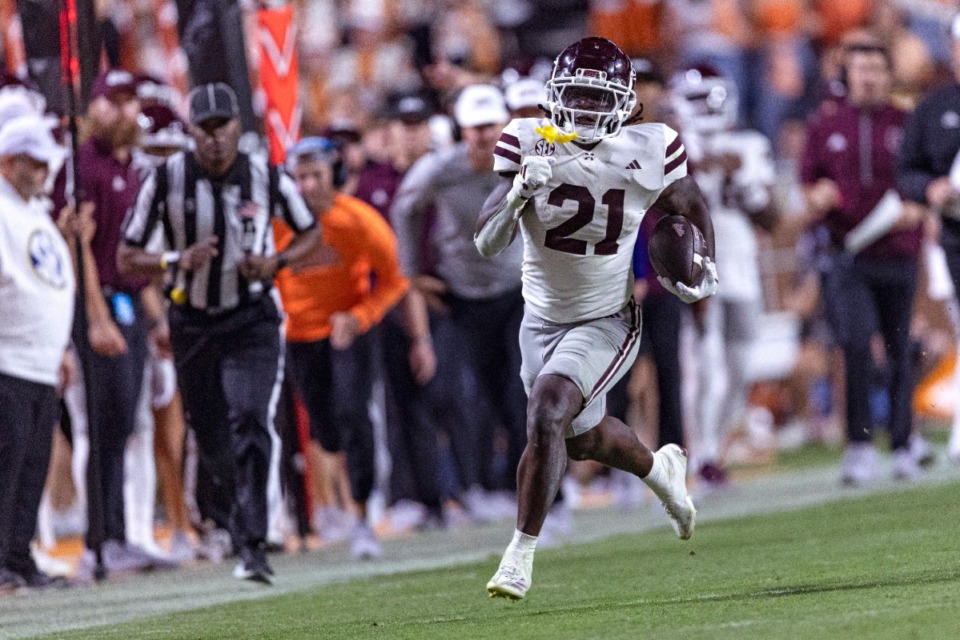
665,136,682,158
494,146,522,164
499,133,520,148
587,300,641,403
664,149,687,175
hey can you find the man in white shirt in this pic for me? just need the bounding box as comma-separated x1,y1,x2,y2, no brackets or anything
0,115,74,591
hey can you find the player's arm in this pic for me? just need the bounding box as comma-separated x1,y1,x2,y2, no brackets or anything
474,156,554,257
653,175,715,259
896,100,943,207
474,174,524,257
652,175,719,303
350,207,410,333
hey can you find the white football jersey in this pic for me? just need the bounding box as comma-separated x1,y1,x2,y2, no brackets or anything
691,129,774,302
494,117,687,324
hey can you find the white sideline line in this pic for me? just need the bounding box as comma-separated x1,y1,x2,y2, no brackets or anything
1,453,958,639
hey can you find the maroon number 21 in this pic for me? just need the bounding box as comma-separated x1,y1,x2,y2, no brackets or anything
543,184,625,256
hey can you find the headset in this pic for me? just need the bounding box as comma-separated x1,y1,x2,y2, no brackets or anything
285,136,348,188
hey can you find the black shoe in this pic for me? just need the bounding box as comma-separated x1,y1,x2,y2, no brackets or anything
415,506,447,532
233,545,273,584
1,568,25,593
15,568,71,590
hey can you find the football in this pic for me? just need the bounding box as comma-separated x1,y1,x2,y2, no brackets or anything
648,214,707,287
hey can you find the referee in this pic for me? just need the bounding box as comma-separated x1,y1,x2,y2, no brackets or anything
117,83,320,583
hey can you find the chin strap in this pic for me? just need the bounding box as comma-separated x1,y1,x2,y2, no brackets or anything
622,102,645,126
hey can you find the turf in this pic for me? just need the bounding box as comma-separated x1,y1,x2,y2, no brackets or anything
39,480,960,640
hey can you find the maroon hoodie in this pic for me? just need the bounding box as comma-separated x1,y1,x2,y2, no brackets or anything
801,101,921,260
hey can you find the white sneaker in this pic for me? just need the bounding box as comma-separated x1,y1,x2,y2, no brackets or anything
313,505,351,543
908,435,935,468
892,449,922,481
386,500,428,533
948,421,960,464
650,445,696,540
196,528,232,564
486,549,533,600
350,522,382,560
840,442,880,486
168,530,197,563
462,485,500,523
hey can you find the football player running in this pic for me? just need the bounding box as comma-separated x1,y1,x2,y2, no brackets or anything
669,67,779,489
475,37,718,600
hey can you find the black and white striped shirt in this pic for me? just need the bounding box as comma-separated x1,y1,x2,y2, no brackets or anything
123,151,316,313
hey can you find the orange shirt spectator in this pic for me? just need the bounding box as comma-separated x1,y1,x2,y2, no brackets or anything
815,0,875,47
753,0,804,36
590,0,666,58
275,193,408,343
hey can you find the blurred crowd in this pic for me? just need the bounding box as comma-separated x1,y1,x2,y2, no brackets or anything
3,0,960,592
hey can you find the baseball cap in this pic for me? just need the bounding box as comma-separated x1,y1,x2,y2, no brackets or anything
140,104,189,150
188,82,239,125
286,136,339,170
0,89,41,132
90,69,138,101
454,84,509,128
0,114,65,164
505,78,547,112
323,118,362,144
136,73,181,108
389,93,433,124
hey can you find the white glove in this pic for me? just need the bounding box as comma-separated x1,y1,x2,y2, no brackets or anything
658,257,719,304
513,156,555,200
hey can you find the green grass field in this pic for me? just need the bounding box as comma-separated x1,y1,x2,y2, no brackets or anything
34,479,960,640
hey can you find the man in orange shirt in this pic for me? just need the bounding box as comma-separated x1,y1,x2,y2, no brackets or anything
276,137,409,559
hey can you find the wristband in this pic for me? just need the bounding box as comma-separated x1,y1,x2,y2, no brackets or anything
160,251,181,270
410,335,433,347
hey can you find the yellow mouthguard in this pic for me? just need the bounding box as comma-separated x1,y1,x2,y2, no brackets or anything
535,125,578,144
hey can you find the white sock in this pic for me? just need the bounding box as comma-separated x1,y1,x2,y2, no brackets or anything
642,450,667,491
506,529,538,557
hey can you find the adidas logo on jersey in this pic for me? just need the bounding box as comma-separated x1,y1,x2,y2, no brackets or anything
625,159,642,170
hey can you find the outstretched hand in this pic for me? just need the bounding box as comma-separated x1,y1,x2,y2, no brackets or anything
658,258,719,304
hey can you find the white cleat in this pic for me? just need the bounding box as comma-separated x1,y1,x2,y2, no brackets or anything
486,550,533,600
652,444,696,540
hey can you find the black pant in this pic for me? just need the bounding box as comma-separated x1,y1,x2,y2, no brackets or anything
383,308,477,508
0,373,58,575
446,288,527,491
169,297,281,551
82,293,148,547
607,292,685,448
287,332,377,504
941,219,960,299
642,292,686,448
821,254,918,450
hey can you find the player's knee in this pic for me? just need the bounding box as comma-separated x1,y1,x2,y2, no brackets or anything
527,376,580,442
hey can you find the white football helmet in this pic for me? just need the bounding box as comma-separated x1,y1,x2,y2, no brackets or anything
669,66,738,136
